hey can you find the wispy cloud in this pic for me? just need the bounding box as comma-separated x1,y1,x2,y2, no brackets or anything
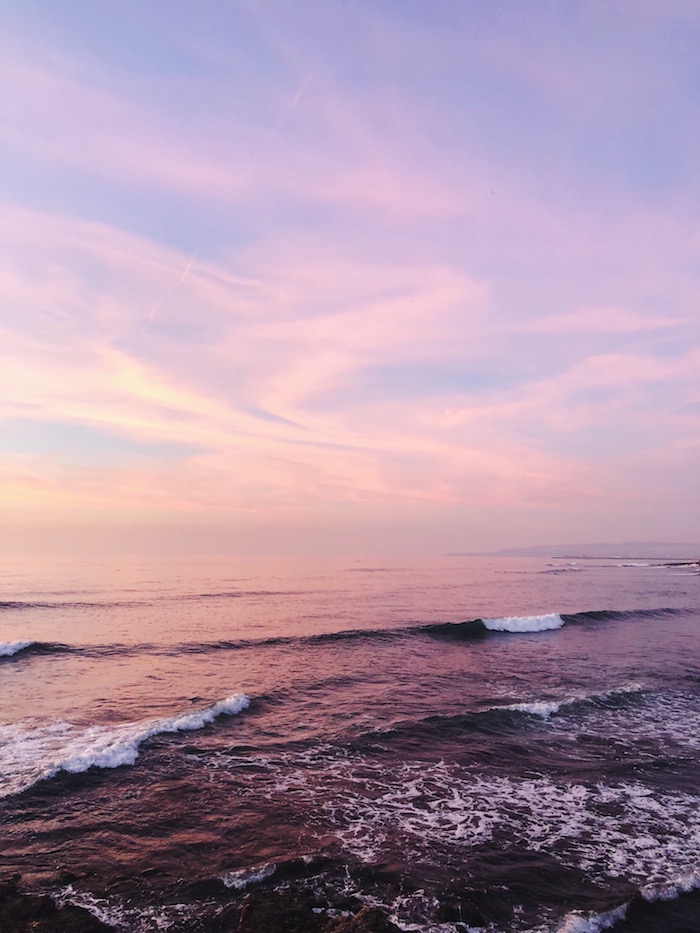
1,2,698,552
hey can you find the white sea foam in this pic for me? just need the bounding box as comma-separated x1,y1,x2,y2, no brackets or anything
0,694,249,797
57,885,202,931
222,861,277,889
225,748,700,893
483,613,564,633
542,688,700,752
554,902,628,933
387,891,482,932
505,699,569,717
641,868,700,902
0,640,34,656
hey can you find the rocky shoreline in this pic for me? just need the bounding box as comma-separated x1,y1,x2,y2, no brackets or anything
4,872,699,932
0,876,405,933
0,878,110,933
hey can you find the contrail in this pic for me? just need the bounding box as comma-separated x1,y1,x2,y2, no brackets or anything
144,69,316,330
145,247,198,327
272,70,315,137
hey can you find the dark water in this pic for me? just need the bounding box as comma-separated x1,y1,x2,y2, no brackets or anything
1,555,698,932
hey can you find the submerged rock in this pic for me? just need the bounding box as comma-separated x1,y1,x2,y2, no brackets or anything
233,889,401,933
324,905,401,932
236,889,326,932
0,877,113,932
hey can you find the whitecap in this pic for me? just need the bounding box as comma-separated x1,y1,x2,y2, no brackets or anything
504,699,568,717
483,613,564,633
641,868,700,902
554,902,628,932
0,640,34,657
222,861,277,889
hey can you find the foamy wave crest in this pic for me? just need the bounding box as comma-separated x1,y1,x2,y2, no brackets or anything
641,868,700,902
0,694,249,797
555,902,627,932
483,613,564,633
503,684,644,719
0,640,35,657
223,862,277,890
504,699,568,717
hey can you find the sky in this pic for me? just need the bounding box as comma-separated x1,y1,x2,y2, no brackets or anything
1,0,699,557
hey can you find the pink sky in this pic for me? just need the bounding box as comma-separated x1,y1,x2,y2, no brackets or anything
1,2,698,556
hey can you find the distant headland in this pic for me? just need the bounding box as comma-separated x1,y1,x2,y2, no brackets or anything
451,542,700,560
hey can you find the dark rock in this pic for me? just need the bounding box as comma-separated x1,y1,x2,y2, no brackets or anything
177,877,230,900
273,855,335,882
324,905,402,932
51,869,79,886
436,897,486,927
352,864,403,888
207,902,241,931
0,877,113,932
236,889,326,932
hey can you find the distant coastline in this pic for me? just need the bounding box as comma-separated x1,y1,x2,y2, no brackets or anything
449,541,700,560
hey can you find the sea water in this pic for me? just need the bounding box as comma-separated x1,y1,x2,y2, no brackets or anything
0,555,698,931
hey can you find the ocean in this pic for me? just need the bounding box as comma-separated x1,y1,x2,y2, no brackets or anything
0,555,698,932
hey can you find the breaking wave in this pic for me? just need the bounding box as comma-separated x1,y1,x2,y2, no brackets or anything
424,613,564,639
422,607,682,640
500,684,645,718
485,612,565,632
554,902,628,932
553,870,700,933
0,640,36,657
353,683,650,749
641,868,700,902
222,862,278,890
0,694,249,798
0,640,73,659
